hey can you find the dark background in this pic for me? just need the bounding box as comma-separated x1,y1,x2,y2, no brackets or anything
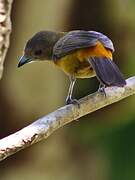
0,0,135,179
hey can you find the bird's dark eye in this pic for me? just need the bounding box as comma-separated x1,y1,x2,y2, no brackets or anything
34,50,42,56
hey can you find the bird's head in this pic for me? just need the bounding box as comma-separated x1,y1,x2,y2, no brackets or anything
18,31,64,67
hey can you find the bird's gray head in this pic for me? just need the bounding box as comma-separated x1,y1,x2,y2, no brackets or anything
18,31,63,67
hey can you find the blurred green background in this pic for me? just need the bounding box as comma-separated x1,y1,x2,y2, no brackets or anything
0,0,135,179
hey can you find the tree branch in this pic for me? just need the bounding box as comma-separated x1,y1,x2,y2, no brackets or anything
0,76,134,161
0,0,13,79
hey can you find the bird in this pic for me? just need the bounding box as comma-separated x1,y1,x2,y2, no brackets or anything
18,30,126,104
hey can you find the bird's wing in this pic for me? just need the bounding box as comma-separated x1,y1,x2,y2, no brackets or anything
53,30,114,59
89,31,114,52
88,57,126,86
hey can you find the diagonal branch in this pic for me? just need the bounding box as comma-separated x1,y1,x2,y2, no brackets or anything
0,76,135,161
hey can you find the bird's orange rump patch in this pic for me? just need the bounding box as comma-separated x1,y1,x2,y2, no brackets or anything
77,41,113,61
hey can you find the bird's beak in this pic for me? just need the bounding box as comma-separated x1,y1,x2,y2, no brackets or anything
18,55,33,68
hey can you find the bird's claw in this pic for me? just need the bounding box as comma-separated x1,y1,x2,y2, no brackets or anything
98,85,106,96
66,98,80,107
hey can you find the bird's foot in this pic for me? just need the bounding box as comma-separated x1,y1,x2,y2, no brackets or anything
66,97,80,107
98,84,106,96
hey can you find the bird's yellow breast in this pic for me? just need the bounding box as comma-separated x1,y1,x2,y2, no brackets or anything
54,52,95,78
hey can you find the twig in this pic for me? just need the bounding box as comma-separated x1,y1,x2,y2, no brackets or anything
0,76,134,161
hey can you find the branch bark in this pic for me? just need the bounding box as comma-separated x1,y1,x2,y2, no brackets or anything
0,76,134,161
0,0,13,79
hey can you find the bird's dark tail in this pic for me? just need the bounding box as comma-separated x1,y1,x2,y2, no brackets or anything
88,57,126,87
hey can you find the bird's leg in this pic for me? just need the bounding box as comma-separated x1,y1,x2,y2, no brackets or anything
98,83,106,96
66,76,79,105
